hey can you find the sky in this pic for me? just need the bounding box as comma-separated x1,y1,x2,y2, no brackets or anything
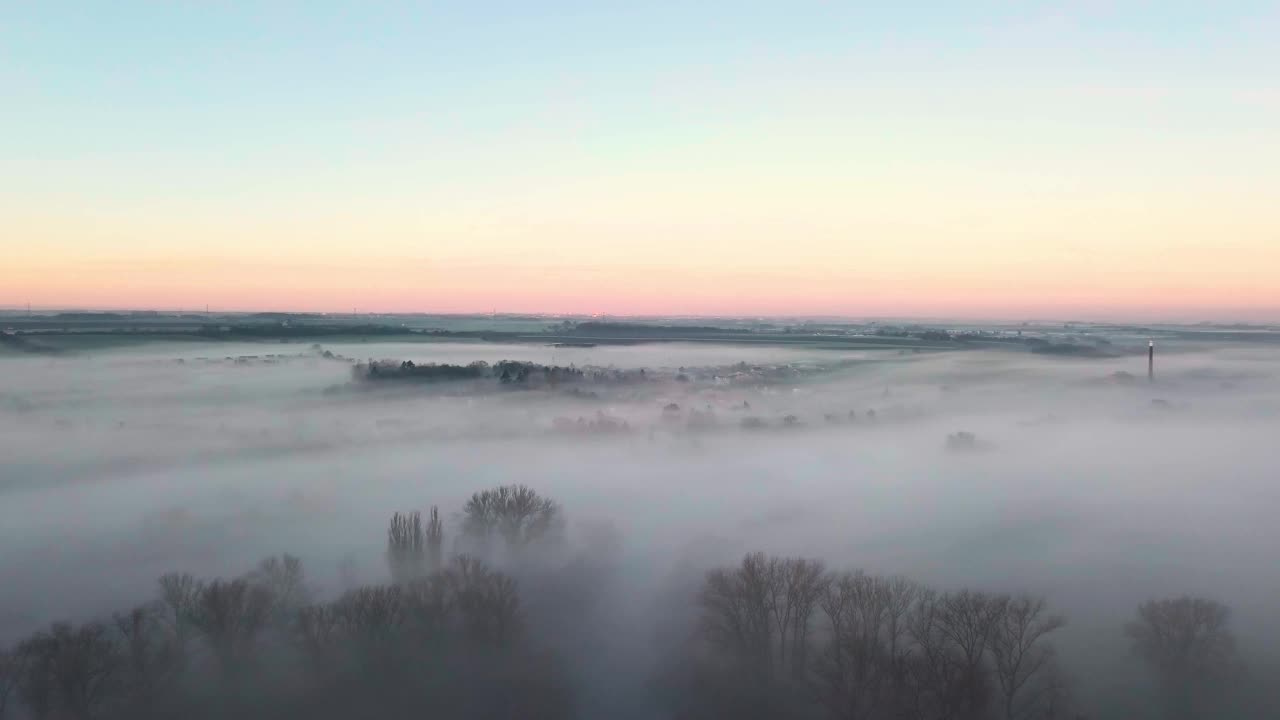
3,1,1278,321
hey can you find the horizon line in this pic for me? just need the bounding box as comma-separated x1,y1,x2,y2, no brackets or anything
3,303,1277,328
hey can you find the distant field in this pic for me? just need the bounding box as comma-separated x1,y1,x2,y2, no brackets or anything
3,312,1277,362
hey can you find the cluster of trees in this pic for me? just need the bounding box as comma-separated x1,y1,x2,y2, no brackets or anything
561,322,729,337
1124,596,1243,719
0,557,568,718
552,412,631,436
493,361,586,386
0,485,569,720
353,358,657,389
357,359,493,382
655,404,889,435
0,486,1250,720
659,554,1244,720
865,326,1122,354
657,553,1075,720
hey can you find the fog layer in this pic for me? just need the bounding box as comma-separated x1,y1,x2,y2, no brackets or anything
2,337,1278,718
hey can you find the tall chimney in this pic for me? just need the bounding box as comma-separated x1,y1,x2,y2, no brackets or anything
1148,340,1154,382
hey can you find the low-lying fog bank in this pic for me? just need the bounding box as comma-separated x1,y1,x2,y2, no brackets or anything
1,338,1277,718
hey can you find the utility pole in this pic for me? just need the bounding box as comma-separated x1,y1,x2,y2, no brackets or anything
1148,340,1154,383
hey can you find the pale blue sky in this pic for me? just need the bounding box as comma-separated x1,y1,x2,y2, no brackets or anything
6,2,1274,192
4,2,1278,317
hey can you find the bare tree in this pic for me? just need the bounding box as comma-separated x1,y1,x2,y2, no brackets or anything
0,648,20,719
816,572,885,720
156,572,201,671
13,639,53,720
294,603,343,677
249,553,309,626
332,585,406,633
990,595,1066,720
1124,595,1240,718
387,511,425,583
157,573,201,618
445,555,522,647
941,590,1008,720
815,572,921,720
699,553,827,683
402,573,452,641
462,485,560,553
112,603,181,713
187,578,273,678
296,558,520,682
700,552,780,680
14,622,120,720
331,584,409,669
879,576,922,716
666,552,818,719
426,505,445,572
776,556,828,681
907,590,1008,720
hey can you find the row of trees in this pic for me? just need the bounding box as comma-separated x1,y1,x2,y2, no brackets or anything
0,486,1247,720
662,553,1242,720
385,485,561,579
0,549,570,719
354,358,658,388
355,360,594,386
0,485,569,720
660,554,1072,720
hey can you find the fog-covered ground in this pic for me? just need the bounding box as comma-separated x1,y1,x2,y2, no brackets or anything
2,336,1278,717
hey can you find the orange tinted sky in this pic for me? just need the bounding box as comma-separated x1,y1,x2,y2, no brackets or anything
4,3,1278,321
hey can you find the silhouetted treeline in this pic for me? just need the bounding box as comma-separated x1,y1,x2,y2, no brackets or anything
657,554,1075,720
0,486,1255,720
0,334,63,356
353,359,650,387
0,485,572,720
658,554,1249,720
0,554,571,720
360,359,491,382
568,322,735,336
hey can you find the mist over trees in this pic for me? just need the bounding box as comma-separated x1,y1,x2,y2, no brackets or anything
0,489,572,720
0,473,1269,720
1124,596,1241,719
661,554,1077,720
4,335,1280,719
462,484,562,555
